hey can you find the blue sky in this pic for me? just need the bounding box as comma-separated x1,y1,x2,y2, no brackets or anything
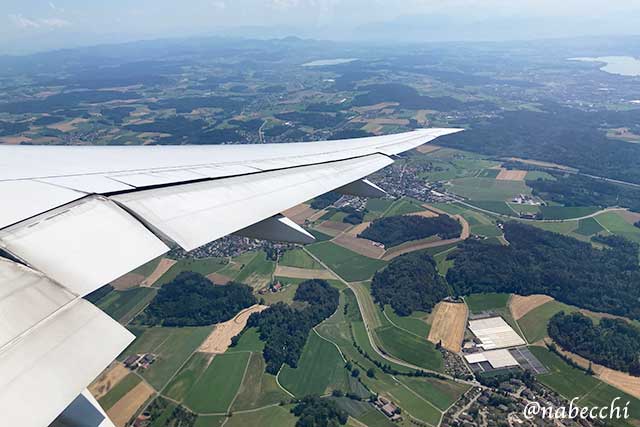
2,0,640,54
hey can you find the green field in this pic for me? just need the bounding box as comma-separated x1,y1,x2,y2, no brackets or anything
374,325,443,372
97,287,156,323
194,415,226,427
232,353,289,410
579,382,640,427
227,327,265,353
120,326,212,390
306,227,333,242
448,177,530,201
464,293,510,313
223,405,297,427
507,202,541,215
132,256,162,277
384,307,431,337
164,352,211,402
382,197,424,217
184,352,250,413
575,217,605,236
215,251,260,280
525,170,555,181
468,200,515,216
156,257,228,286
234,251,276,289
279,248,323,269
306,242,387,282
540,206,599,220
365,198,395,217
398,377,470,411
478,168,500,178
529,220,579,235
98,373,142,410
517,300,579,343
329,397,395,427
595,211,640,244
279,330,348,397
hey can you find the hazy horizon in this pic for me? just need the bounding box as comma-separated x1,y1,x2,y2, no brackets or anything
2,0,640,55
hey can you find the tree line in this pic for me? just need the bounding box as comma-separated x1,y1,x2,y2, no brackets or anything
359,214,461,247
446,222,640,320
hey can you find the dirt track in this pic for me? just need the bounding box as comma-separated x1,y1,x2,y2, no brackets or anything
509,294,553,320
107,381,155,427
142,258,176,287
427,302,468,353
199,304,268,354
274,265,337,280
89,363,129,399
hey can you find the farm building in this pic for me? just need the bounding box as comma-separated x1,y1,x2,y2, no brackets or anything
464,349,519,369
468,317,525,350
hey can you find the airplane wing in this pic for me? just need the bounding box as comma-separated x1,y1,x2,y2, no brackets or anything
0,128,461,427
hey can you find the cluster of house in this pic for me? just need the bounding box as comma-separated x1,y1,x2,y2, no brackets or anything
373,396,402,421
258,281,284,295
511,194,540,205
123,353,156,370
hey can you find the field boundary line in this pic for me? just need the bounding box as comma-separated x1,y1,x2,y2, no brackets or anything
381,310,422,339
221,352,253,426
313,327,346,363
392,376,442,413
275,367,296,398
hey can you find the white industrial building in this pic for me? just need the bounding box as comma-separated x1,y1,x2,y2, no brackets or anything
464,349,519,369
468,316,525,350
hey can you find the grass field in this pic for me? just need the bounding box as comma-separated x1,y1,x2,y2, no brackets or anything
478,168,500,178
307,227,333,242
215,251,259,280
468,200,515,216
232,353,289,410
398,377,470,411
223,405,297,427
525,170,555,181
540,206,599,220
529,346,601,398
375,325,443,372
465,293,510,313
155,257,227,286
194,415,226,427
507,202,541,215
184,352,250,413
384,307,431,337
579,382,640,427
97,287,156,323
365,198,395,219
382,197,424,217
595,211,640,244
279,249,323,269
163,352,211,402
307,242,387,282
98,373,142,410
235,251,276,289
120,326,212,390
279,330,348,397
329,397,395,427
227,327,265,353
575,217,605,236
132,257,162,277
517,300,580,343
448,177,530,201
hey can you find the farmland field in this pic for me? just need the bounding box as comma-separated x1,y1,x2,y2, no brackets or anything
539,205,599,220
234,251,276,289
98,373,142,410
465,293,510,313
384,307,431,337
595,211,640,244
232,353,289,410
575,217,605,235
184,352,250,413
223,405,297,427
155,257,227,286
278,330,348,397
119,326,212,390
279,248,323,269
382,197,424,217
306,242,387,282
517,300,580,343
398,377,470,411
448,178,530,201
97,287,156,323
163,352,211,402
375,325,443,372
467,200,515,216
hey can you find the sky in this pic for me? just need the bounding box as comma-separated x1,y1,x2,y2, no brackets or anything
2,0,640,54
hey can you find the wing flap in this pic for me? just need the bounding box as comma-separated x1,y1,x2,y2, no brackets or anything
0,298,134,427
112,154,393,251
0,197,169,296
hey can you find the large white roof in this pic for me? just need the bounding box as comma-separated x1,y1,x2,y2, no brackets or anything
468,316,525,349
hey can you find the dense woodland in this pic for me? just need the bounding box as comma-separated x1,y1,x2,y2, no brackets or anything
548,312,640,375
446,223,640,320
247,279,339,373
371,251,449,316
310,192,341,209
141,272,256,326
527,172,640,212
291,395,348,427
359,215,461,247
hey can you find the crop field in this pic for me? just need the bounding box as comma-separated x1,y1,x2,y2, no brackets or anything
234,251,276,289
398,377,470,411
329,397,395,427
517,300,580,343
131,256,162,277
465,293,510,313
384,307,431,337
164,352,211,402
184,352,250,413
507,202,540,215
306,242,387,282
279,248,323,269
539,205,599,220
509,294,554,320
223,405,297,427
214,251,260,280
525,170,555,181
120,326,213,390
375,324,443,372
478,168,500,178
365,198,395,219
98,373,142,410
595,211,640,244
448,177,531,201
369,375,442,425
155,257,227,286
194,415,226,427
232,353,289,410
427,301,467,353
579,382,640,427
279,330,348,397
382,197,424,217
97,287,156,323
575,217,605,235
467,200,515,216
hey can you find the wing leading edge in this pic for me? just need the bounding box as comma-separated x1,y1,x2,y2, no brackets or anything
0,128,462,427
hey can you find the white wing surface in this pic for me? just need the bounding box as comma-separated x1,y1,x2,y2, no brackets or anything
0,128,461,427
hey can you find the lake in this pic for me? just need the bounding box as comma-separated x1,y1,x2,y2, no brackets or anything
569,56,640,76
